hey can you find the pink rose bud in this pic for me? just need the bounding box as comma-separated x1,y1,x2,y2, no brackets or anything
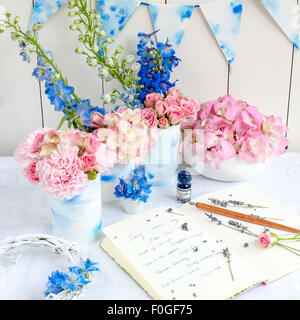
155,100,168,117
258,232,274,248
141,107,158,128
81,151,98,172
91,112,105,128
144,93,163,108
167,87,182,97
165,95,180,107
158,116,170,129
167,105,185,125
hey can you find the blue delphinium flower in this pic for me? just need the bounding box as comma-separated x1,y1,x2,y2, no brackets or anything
136,31,181,103
44,258,99,298
16,43,106,129
114,165,153,203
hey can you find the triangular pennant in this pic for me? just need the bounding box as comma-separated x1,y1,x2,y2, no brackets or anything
259,0,299,49
200,0,244,64
30,0,67,29
149,4,194,51
97,0,140,38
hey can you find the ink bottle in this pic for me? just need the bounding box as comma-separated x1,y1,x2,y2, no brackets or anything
176,171,192,203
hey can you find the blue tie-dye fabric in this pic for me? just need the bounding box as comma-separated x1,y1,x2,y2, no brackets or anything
149,4,194,50
97,0,139,38
30,0,67,29
260,0,299,49
200,0,244,64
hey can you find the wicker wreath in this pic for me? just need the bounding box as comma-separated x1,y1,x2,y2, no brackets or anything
0,234,99,300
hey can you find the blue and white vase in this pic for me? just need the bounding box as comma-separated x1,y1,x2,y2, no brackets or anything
50,178,102,244
101,160,136,203
147,125,181,187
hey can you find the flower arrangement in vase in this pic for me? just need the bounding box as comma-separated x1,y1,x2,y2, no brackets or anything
114,165,153,215
181,95,289,181
0,1,200,220
91,107,158,202
14,128,115,243
134,33,200,186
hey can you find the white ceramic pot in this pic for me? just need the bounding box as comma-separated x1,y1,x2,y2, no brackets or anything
123,199,144,215
186,154,269,182
147,125,181,187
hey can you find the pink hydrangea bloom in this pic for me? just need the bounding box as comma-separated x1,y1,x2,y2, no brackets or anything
14,128,55,168
93,108,157,165
180,95,289,169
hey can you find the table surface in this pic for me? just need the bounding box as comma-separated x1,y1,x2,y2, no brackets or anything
1,154,300,300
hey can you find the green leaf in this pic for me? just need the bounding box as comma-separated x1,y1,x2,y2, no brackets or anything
57,114,69,130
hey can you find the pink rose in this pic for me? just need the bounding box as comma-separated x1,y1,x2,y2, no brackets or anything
258,232,274,248
39,145,88,200
158,116,170,129
167,87,181,97
141,107,158,128
155,100,168,117
165,95,180,107
180,98,199,119
81,151,98,172
24,161,40,185
167,105,185,125
144,93,163,108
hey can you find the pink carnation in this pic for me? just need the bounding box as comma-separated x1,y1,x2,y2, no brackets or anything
39,145,88,200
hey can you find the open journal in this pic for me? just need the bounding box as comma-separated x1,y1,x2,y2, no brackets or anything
101,184,300,300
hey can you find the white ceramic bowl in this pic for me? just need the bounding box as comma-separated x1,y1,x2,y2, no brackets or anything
185,153,269,182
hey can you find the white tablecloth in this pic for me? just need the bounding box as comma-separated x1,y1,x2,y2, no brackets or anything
0,154,300,300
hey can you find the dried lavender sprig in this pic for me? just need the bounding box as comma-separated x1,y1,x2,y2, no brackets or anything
204,212,258,237
222,248,234,281
208,197,268,209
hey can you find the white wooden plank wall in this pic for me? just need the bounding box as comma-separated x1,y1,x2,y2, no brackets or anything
0,0,299,156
